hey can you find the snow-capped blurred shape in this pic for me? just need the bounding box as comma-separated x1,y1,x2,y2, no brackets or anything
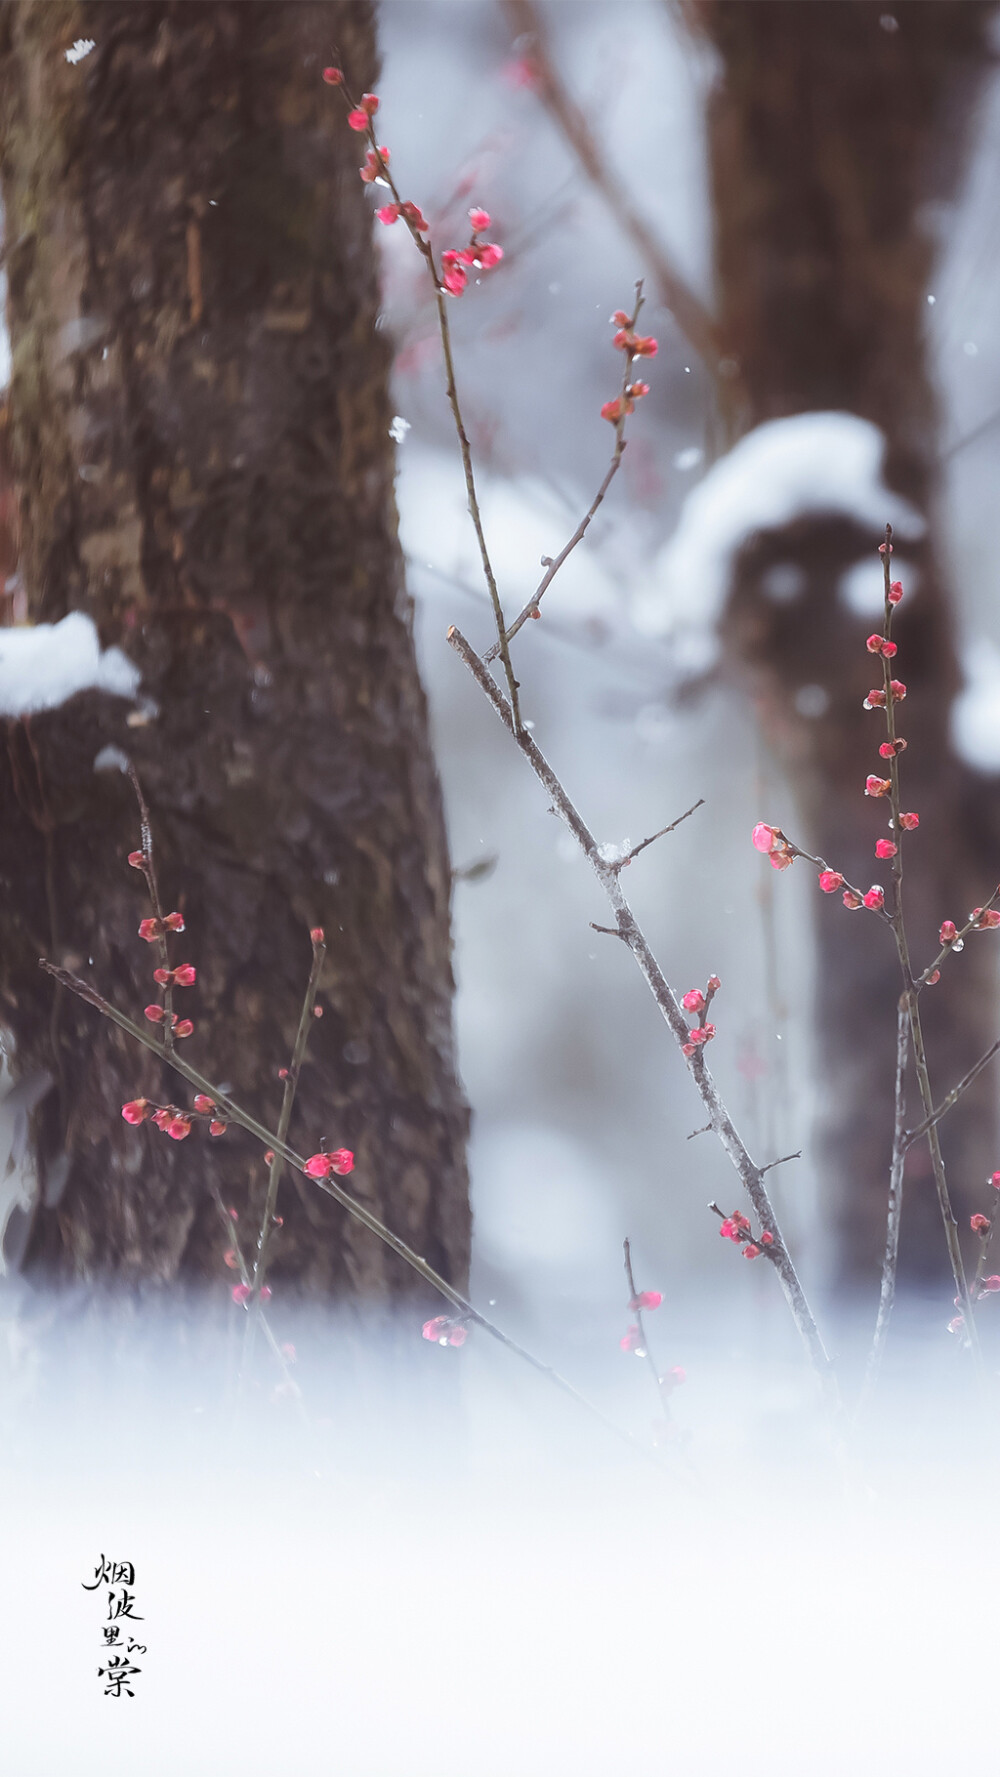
632,413,926,664
0,612,140,716
952,637,1000,770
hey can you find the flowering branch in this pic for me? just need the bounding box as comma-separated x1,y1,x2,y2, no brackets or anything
753,528,987,1368
39,958,658,1460
483,284,654,658
446,623,837,1403
209,1185,305,1418
322,69,523,728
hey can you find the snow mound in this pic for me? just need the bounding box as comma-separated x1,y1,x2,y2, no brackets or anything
632,412,926,666
0,613,140,717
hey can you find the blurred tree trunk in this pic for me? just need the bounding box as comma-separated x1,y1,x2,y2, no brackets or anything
0,2,470,1308
699,0,998,1289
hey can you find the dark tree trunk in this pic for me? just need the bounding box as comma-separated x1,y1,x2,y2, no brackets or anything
699,0,999,1289
0,2,470,1306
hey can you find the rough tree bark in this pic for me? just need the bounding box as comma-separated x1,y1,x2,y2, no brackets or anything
698,0,999,1289
0,2,470,1309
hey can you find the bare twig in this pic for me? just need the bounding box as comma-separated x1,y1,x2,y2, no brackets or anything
209,1184,307,1420
447,624,837,1403
759,1150,801,1177
39,958,657,1461
502,0,722,374
612,800,705,872
903,1038,1000,1149
128,766,175,1049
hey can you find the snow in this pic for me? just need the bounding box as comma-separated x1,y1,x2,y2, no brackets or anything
632,413,927,666
951,637,1000,770
597,838,631,863
64,37,95,64
0,613,140,717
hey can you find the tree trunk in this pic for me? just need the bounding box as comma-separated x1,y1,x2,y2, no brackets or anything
0,1,470,1308
699,0,999,1289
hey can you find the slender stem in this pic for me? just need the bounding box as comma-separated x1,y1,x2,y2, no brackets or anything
209,1184,307,1421
904,1039,1000,1148
242,934,326,1374
39,959,657,1461
623,1236,673,1422
860,999,910,1411
446,625,837,1404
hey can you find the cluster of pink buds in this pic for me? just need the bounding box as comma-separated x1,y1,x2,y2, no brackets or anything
302,1149,355,1179
718,1210,775,1260
421,1314,468,1347
751,823,794,872
600,310,657,423
438,211,504,297
680,973,722,1058
121,1095,227,1140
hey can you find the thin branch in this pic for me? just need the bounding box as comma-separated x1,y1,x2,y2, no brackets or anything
759,1150,801,1176
609,800,705,872
242,930,326,1375
502,0,722,373
39,959,657,1462
447,624,837,1404
904,1037,1000,1149
209,1184,307,1421
860,1000,910,1413
623,1236,674,1421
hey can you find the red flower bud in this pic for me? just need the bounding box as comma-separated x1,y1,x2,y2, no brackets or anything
742,1244,761,1260
164,911,185,931
167,1116,191,1141
193,1094,214,1113
707,974,721,992
629,1291,663,1310
682,988,705,1012
865,776,891,798
304,1153,332,1177
329,1148,354,1175
940,921,958,945
138,918,162,942
173,965,196,986
209,1121,227,1138
863,886,885,911
898,812,920,831
322,66,344,85
223,1248,239,1268
128,850,145,868
232,1283,251,1305
144,1003,165,1023
153,968,172,985
875,840,897,859
173,1019,194,1039
971,1214,991,1233
843,889,863,909
376,204,400,226
121,1099,149,1125
310,927,325,945
888,580,903,603
818,871,844,893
